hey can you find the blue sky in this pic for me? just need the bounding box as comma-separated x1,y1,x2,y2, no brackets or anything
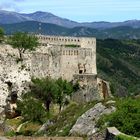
0,0,140,22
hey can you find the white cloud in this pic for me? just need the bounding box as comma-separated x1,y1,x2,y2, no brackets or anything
0,2,20,12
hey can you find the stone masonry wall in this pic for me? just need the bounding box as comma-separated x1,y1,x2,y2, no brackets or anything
0,35,98,107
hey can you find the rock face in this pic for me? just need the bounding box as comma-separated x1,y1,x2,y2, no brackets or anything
37,120,54,134
105,127,121,140
70,102,116,136
105,127,140,140
0,136,9,140
0,44,31,108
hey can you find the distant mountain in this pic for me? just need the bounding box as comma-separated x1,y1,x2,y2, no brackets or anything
1,21,140,39
0,10,79,28
0,10,32,24
1,10,140,29
0,21,69,35
81,20,140,29
22,11,79,28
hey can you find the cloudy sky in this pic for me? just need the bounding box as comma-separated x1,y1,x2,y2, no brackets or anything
0,0,140,22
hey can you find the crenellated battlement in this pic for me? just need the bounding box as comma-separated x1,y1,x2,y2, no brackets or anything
37,35,96,50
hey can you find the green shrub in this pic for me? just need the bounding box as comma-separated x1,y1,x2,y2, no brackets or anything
98,98,140,137
0,27,4,43
115,134,137,140
5,130,16,137
17,97,47,123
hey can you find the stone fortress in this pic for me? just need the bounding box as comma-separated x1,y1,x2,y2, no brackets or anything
0,35,110,110
36,35,97,80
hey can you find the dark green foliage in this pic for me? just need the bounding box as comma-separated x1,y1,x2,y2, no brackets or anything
17,97,47,123
16,77,76,124
0,27,4,43
65,44,80,48
0,21,69,35
55,78,73,111
2,21,140,39
8,32,39,61
31,77,57,112
98,98,140,137
30,77,75,112
97,39,140,96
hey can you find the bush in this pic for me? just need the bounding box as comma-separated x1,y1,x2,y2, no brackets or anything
0,27,4,43
17,97,47,123
98,98,140,137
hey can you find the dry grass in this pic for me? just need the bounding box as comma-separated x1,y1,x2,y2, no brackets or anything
10,136,83,140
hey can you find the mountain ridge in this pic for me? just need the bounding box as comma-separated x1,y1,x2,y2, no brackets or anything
1,10,140,29
1,21,140,39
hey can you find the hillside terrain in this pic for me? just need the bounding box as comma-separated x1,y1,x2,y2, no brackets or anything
0,29,140,140
2,21,140,39
97,39,140,96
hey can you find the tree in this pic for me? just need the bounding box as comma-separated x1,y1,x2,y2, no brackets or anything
55,78,73,112
30,77,75,112
8,32,39,61
31,77,58,112
0,27,4,43
17,96,46,123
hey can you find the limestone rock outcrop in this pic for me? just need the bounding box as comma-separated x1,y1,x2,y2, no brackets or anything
70,102,116,136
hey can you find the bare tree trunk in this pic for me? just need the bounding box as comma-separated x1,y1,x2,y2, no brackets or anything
45,100,51,112
18,49,23,61
59,104,62,113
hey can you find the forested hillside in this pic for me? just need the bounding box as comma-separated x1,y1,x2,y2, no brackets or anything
97,39,140,96
2,21,140,39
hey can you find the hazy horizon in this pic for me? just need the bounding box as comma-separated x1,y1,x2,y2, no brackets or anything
0,0,140,22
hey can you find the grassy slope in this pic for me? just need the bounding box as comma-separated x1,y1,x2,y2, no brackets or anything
115,134,137,140
97,39,140,96
5,101,97,137
45,101,97,136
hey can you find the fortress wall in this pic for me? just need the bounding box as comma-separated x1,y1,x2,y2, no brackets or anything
80,37,96,49
60,48,79,81
72,74,99,103
29,46,96,81
37,35,96,49
38,35,81,46
60,47,96,81
30,45,62,79
37,35,97,78
80,38,97,74
30,53,50,77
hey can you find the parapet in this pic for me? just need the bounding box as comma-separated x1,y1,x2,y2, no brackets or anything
37,35,96,49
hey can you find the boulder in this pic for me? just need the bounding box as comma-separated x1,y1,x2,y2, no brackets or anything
37,120,54,133
70,102,116,136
